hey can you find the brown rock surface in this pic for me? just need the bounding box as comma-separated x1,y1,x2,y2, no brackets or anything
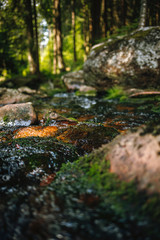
0,88,31,105
106,127,160,194
62,70,85,90
0,102,37,126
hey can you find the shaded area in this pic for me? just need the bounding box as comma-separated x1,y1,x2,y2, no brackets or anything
1,147,160,240
1,93,160,240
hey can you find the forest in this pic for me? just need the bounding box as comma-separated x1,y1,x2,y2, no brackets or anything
0,0,160,80
1,1,160,240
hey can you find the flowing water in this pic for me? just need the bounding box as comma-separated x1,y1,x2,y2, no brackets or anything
0,93,160,240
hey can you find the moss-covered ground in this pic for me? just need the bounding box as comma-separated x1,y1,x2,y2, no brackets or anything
1,92,160,239
50,147,160,239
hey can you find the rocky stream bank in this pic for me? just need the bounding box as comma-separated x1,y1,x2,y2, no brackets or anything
1,86,160,239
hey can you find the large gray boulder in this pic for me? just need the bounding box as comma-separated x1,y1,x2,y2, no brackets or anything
83,27,160,90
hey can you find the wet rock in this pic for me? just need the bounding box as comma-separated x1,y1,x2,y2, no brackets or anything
0,102,37,126
62,70,85,90
79,85,95,92
106,125,160,194
42,112,77,123
83,27,160,90
0,137,79,187
37,109,78,126
0,88,31,105
62,70,95,91
18,86,37,94
79,85,96,93
57,123,119,153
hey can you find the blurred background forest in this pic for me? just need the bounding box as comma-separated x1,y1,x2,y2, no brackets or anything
0,0,160,82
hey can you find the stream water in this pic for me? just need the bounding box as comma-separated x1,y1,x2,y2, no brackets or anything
0,93,160,240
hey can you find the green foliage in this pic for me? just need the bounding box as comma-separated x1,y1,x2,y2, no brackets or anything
0,1,28,77
1,0,159,81
39,71,67,94
40,37,53,72
105,86,127,101
95,21,139,44
75,90,97,97
112,21,139,38
151,103,160,114
3,115,9,123
63,16,85,71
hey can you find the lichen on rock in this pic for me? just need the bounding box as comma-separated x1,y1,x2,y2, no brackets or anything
83,27,160,90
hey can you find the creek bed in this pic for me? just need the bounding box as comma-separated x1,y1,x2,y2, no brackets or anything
0,93,160,240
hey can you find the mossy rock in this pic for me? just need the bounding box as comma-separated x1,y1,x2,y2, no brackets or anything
83,27,160,90
57,123,119,153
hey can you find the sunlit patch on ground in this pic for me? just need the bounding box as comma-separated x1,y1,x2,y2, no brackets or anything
14,126,59,138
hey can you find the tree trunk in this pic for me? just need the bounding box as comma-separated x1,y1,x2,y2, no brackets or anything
23,0,39,74
33,0,39,73
71,0,77,62
101,0,108,38
121,0,127,26
82,1,91,60
53,27,57,74
53,0,58,74
53,0,65,73
90,0,102,44
113,0,119,27
138,0,147,28
109,0,113,34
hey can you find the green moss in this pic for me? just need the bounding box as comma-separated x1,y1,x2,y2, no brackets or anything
3,115,9,122
105,86,128,100
39,82,67,96
51,146,160,238
93,38,121,53
75,90,97,97
130,28,153,40
67,117,78,122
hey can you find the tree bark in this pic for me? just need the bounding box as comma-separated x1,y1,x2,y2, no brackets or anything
90,0,102,44
113,0,119,27
121,0,127,26
138,0,147,28
23,0,39,74
53,0,65,73
82,1,91,60
109,0,113,34
33,0,39,73
71,0,77,62
101,0,108,38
